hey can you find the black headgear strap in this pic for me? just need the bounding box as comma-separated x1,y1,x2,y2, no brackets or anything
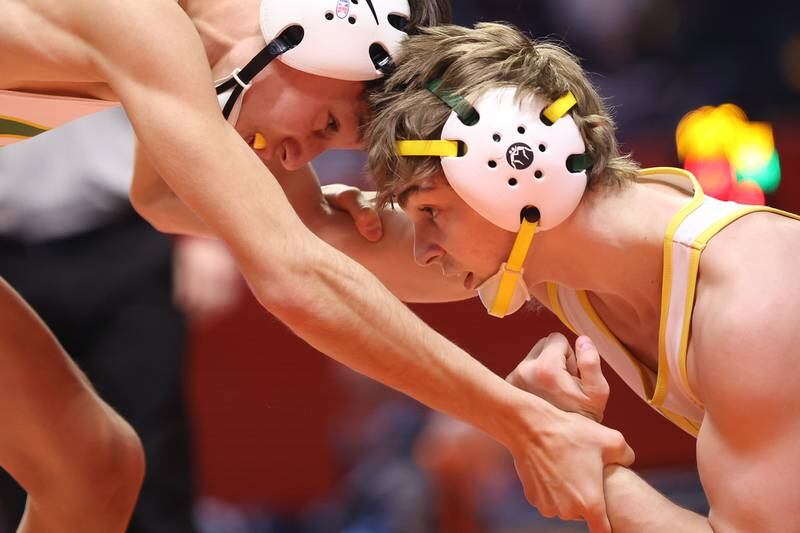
216,26,304,120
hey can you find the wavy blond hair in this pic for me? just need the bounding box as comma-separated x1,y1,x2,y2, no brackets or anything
366,23,639,206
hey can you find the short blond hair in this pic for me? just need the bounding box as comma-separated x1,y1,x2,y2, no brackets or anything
407,0,452,32
366,23,639,206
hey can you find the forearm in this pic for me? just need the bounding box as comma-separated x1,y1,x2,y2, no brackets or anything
604,466,712,532
261,226,544,443
93,0,531,446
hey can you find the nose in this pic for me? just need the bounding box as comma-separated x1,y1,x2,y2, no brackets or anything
413,231,444,267
281,136,325,171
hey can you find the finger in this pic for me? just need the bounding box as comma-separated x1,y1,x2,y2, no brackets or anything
507,336,551,385
581,472,612,533
506,367,525,388
603,430,635,467
536,337,576,388
575,336,607,391
565,343,579,376
342,189,383,242
526,336,550,361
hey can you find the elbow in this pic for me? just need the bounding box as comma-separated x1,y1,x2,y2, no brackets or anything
245,246,321,325
129,186,180,235
250,267,318,328
129,186,165,231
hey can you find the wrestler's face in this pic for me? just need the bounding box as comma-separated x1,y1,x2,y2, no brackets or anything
399,173,517,291
236,61,368,171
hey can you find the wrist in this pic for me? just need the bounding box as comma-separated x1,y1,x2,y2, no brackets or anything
481,383,556,448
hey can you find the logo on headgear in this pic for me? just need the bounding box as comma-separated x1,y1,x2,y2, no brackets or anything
506,142,534,170
336,0,351,19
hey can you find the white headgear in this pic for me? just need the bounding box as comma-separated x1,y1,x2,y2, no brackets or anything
397,84,591,317
217,0,411,125
440,87,588,232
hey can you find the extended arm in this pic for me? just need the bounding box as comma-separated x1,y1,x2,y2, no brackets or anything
131,146,473,302
8,1,634,525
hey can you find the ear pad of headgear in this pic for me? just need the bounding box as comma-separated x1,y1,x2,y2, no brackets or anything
440,87,589,232
260,0,411,81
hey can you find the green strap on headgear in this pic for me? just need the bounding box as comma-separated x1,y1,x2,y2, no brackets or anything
426,79,480,126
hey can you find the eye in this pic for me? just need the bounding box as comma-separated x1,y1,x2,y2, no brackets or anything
419,205,439,219
326,113,340,134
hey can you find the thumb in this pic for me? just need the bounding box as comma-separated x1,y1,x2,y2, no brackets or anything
575,336,607,392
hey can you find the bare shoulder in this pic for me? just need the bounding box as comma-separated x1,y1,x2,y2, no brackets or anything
0,0,92,85
690,210,800,417
0,0,204,94
690,211,800,530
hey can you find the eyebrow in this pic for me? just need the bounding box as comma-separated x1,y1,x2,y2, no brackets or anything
396,185,420,208
397,181,436,208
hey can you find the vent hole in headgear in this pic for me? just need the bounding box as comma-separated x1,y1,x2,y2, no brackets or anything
566,153,593,173
521,206,541,223
281,25,305,46
388,14,409,31
539,144,546,152
352,0,359,3
534,170,543,179
369,43,393,73
518,126,526,134
325,11,334,20
488,160,497,169
348,16,357,24
508,178,518,187
492,133,502,142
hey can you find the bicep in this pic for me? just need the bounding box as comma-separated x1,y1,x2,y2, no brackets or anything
694,323,800,531
79,0,310,273
697,416,800,531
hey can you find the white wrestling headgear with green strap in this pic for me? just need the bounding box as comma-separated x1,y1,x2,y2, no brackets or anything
397,83,591,318
217,0,411,125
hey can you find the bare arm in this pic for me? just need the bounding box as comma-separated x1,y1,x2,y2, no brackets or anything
602,467,711,532
9,1,634,523
131,146,474,302
603,257,800,531
601,327,800,531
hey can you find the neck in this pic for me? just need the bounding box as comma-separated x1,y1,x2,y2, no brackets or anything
525,178,690,325
182,0,265,76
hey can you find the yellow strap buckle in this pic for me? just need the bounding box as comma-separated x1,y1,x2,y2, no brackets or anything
542,91,577,125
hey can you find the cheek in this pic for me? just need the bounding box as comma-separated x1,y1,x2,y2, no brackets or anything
242,87,315,136
461,222,516,270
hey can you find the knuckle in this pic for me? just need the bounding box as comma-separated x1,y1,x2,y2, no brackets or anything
548,332,568,348
538,505,557,518
532,363,558,387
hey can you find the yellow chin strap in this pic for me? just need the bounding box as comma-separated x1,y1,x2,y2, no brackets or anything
489,93,576,317
489,215,538,317
393,90,578,318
